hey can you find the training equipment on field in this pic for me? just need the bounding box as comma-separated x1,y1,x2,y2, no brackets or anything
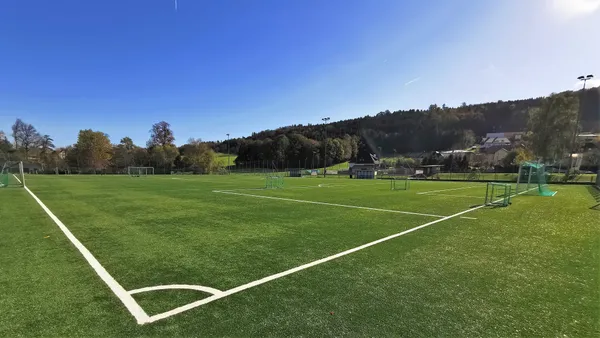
0,161,25,188
516,161,555,196
390,177,410,191
288,168,304,178
128,167,154,177
484,182,511,207
265,175,284,189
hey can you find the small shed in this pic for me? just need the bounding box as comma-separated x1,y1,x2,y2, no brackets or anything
349,137,380,179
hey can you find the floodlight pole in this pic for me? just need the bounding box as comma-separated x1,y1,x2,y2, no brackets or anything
322,117,330,177
568,74,594,171
226,133,230,174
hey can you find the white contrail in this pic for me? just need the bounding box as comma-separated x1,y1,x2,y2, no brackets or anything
174,0,178,11
404,77,421,86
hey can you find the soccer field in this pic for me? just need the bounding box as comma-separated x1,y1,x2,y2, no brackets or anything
1,175,599,337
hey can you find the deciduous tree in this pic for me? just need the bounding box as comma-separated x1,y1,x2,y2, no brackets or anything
11,118,41,159
526,92,579,162
148,121,175,147
75,130,113,170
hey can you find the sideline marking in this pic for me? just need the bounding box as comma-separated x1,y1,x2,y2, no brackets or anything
23,185,150,324
12,174,22,184
213,190,446,218
146,186,536,323
417,185,479,195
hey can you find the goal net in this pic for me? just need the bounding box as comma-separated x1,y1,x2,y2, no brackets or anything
265,175,283,189
128,167,154,177
390,177,410,191
516,161,556,196
0,161,25,188
485,182,512,207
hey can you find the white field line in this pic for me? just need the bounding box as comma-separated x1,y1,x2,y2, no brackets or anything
417,185,479,195
23,186,150,325
213,190,445,218
423,193,482,199
128,284,223,296
12,174,22,184
146,185,538,324
459,216,477,220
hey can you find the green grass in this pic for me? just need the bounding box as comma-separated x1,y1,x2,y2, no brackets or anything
215,153,236,167
1,175,598,336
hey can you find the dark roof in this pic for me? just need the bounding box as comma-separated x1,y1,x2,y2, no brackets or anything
480,146,509,154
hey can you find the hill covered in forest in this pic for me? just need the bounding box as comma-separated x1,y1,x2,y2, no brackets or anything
210,88,599,166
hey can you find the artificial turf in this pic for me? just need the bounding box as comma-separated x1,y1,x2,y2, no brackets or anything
1,175,598,336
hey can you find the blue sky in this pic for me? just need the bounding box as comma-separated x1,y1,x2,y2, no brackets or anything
1,0,599,147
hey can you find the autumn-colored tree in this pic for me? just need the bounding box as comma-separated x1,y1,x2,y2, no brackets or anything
75,130,112,170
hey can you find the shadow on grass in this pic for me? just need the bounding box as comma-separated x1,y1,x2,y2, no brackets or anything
586,186,600,211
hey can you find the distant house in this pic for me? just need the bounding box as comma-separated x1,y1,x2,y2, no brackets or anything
439,149,476,162
349,137,380,179
480,132,524,149
479,146,510,166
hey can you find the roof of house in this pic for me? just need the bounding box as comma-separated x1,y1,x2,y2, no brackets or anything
480,146,509,154
481,137,511,148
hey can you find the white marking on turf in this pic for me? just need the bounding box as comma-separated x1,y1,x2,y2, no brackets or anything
422,193,482,199
213,190,446,218
146,186,538,324
23,186,150,325
459,216,477,220
128,284,223,296
417,185,479,195
147,187,536,324
12,174,22,184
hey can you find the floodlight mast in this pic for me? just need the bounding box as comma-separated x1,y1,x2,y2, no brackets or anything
569,74,595,170
322,117,330,178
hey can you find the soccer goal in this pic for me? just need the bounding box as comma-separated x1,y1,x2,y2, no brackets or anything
265,175,284,189
0,161,25,188
128,167,154,177
484,182,512,207
516,161,556,196
390,177,410,191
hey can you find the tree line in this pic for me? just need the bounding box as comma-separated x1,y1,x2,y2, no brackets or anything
0,120,222,174
213,88,599,169
1,87,598,173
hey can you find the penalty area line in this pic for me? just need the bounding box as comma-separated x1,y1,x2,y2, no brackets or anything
213,190,445,218
417,185,479,195
146,185,537,324
23,185,150,324
146,191,497,323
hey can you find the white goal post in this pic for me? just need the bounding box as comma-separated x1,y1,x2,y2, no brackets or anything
127,167,155,177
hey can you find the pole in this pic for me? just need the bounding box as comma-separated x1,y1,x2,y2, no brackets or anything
322,117,330,177
226,133,230,174
568,75,594,171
